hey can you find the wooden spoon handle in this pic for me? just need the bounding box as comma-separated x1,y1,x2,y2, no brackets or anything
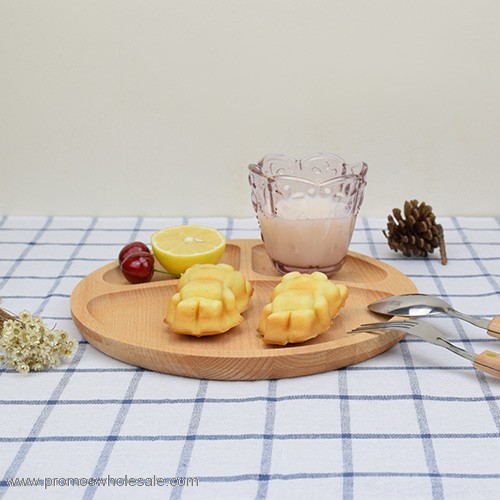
487,317,500,338
473,350,500,378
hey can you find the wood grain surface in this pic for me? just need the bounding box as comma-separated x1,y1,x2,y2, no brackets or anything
70,240,417,380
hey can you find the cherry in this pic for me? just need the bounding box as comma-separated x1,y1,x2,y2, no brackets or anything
119,241,151,264
120,252,155,284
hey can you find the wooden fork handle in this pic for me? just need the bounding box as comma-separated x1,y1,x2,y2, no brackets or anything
487,317,500,338
473,350,500,378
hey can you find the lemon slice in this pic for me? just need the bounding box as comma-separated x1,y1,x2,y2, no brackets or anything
151,225,226,275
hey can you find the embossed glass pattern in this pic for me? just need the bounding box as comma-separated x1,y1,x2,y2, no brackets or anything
248,153,368,276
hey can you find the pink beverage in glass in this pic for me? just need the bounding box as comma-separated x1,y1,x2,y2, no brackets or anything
248,153,368,276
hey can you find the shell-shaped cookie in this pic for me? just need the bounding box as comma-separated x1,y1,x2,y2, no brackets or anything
270,271,348,318
258,272,348,345
177,263,253,312
166,278,243,337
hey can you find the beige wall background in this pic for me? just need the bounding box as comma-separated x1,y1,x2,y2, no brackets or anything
1,0,499,218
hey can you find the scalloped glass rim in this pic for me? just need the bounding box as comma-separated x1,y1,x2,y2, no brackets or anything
248,153,368,188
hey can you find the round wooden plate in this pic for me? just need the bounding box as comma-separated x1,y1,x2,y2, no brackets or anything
70,240,417,380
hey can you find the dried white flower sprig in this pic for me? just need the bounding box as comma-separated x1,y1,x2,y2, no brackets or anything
0,308,76,374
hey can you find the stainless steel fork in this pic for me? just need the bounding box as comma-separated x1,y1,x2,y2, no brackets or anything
350,319,500,378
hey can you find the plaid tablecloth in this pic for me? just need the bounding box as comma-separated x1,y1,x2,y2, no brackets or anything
0,216,499,499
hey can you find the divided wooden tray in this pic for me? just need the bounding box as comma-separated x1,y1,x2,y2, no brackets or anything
70,240,417,380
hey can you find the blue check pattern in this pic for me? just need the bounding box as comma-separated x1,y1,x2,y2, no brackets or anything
0,216,499,499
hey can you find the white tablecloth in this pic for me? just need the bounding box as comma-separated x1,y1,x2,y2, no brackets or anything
1,216,499,499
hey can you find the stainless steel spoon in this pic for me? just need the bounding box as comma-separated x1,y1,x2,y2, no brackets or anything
368,294,500,338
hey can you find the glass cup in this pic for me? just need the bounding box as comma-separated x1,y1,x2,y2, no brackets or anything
248,153,368,276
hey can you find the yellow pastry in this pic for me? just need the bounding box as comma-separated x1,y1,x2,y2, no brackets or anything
177,263,253,312
166,279,243,336
270,271,348,318
258,272,348,345
165,263,253,336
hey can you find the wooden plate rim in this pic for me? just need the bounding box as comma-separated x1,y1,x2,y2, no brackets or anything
70,239,417,376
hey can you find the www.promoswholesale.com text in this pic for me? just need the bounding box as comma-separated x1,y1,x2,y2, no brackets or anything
6,475,199,489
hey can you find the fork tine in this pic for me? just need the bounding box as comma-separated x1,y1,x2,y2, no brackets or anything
354,322,393,329
349,327,383,334
350,325,395,333
350,320,413,334
359,321,409,329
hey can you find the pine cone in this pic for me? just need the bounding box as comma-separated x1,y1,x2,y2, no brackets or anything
383,200,447,265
